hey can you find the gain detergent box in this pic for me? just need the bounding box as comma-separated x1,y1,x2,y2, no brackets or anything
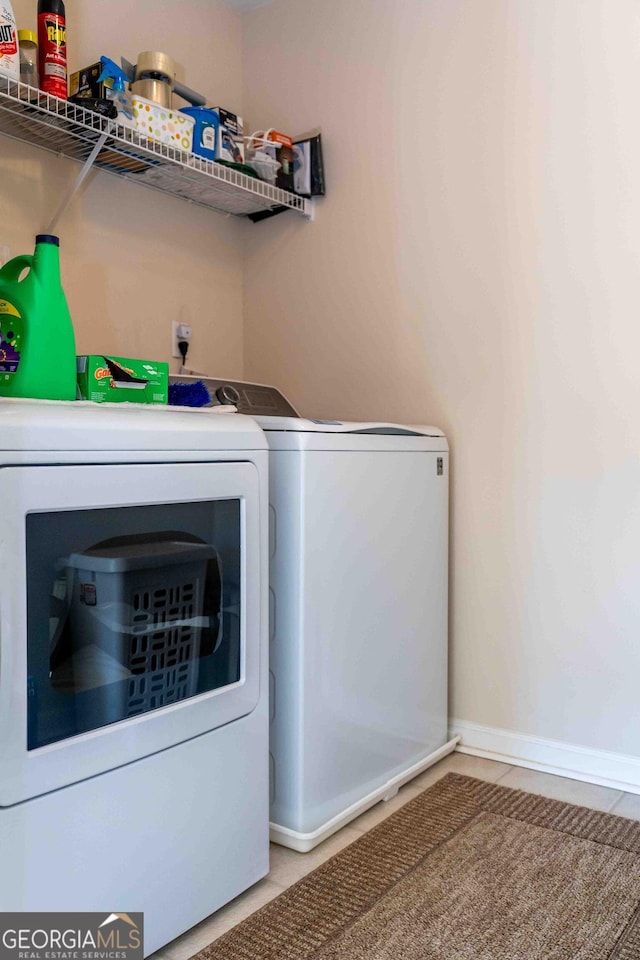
76,355,168,404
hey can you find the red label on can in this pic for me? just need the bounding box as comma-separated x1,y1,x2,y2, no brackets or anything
43,14,66,48
38,12,67,99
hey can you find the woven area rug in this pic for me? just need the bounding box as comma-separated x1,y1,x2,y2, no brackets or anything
196,773,640,960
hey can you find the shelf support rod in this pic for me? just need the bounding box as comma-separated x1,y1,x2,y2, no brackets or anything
45,131,110,234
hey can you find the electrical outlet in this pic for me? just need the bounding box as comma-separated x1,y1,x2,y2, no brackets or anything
172,320,192,359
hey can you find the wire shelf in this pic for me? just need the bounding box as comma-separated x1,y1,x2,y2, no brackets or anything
0,77,313,220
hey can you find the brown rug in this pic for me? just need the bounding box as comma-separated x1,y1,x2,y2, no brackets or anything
196,773,640,960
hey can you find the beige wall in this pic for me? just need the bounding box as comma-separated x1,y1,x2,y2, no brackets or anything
243,0,640,756
5,0,640,762
3,0,245,375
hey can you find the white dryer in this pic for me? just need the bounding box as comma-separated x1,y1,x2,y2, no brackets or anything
0,399,269,954
182,378,457,852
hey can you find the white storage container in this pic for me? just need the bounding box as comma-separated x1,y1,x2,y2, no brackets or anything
116,95,195,152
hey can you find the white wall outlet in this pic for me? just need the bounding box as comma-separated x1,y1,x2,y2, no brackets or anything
172,320,193,359
0,246,11,267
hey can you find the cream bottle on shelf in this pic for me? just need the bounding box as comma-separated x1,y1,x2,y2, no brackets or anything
0,1,19,83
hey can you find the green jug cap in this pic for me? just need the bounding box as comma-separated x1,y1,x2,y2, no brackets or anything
35,234,60,246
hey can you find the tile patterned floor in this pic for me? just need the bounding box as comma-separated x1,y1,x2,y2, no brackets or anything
151,752,640,960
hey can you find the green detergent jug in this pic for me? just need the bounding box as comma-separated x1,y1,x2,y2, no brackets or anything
0,235,76,401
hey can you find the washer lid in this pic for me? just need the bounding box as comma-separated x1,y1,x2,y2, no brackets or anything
253,416,444,436
253,416,448,452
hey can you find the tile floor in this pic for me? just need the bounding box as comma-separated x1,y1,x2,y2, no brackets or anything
152,752,640,960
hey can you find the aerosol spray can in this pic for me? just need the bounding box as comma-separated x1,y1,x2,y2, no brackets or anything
37,0,66,99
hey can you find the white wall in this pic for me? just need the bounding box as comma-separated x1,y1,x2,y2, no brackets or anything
3,0,245,374
243,0,640,759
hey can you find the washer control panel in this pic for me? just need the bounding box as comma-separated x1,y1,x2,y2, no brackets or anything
168,376,299,417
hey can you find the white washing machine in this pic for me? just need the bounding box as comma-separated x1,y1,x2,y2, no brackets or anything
0,399,269,953
179,378,458,852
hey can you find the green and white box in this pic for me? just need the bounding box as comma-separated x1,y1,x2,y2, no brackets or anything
76,355,168,404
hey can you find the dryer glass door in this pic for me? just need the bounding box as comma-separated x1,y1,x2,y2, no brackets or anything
0,461,262,806
27,498,241,749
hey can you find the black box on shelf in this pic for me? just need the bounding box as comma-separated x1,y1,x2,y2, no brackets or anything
293,133,325,197
213,107,244,163
69,62,109,100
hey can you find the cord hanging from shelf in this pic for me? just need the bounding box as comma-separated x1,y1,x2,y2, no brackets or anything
46,130,109,233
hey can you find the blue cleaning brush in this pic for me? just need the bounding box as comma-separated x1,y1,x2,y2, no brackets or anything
168,381,212,407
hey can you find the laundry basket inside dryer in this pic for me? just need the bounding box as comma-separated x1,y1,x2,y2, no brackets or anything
63,536,220,719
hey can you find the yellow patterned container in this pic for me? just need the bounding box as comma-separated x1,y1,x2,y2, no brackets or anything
115,94,195,153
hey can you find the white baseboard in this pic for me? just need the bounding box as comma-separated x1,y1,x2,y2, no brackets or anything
449,718,640,795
